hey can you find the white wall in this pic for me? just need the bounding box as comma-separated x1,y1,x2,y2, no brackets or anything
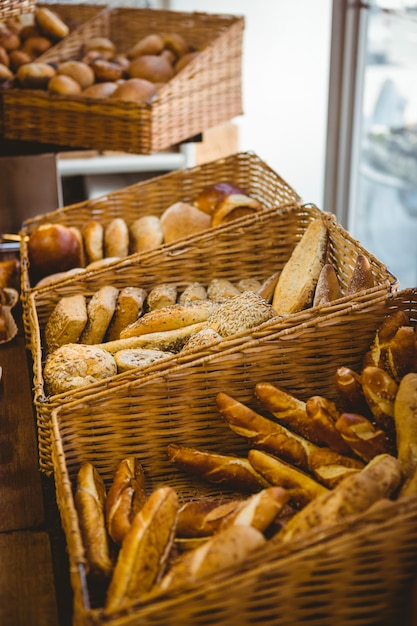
169,0,333,206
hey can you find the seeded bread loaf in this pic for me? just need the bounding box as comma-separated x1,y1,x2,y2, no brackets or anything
44,294,88,353
80,286,119,344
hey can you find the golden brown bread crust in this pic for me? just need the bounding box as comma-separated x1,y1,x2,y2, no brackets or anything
334,366,371,416
272,218,328,315
216,392,363,488
248,449,329,508
159,202,211,243
211,194,263,226
44,294,88,353
362,310,411,374
394,373,417,497
361,366,398,438
104,218,130,258
105,457,147,546
167,444,271,493
193,181,249,216
312,263,342,307
220,486,290,533
304,395,353,455
345,254,374,296
106,286,147,341
82,220,104,264
257,271,281,303
386,325,417,382
80,285,119,345
129,215,164,254
105,486,179,612
176,498,243,538
275,454,403,543
75,463,113,579
335,412,395,462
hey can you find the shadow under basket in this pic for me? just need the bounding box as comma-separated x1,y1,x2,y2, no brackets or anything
50,287,417,626
26,202,398,475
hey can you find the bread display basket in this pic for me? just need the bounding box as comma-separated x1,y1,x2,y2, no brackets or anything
0,6,244,154
49,287,417,626
0,0,35,20
25,194,399,475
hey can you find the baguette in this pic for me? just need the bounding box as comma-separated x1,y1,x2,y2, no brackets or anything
105,486,179,612
98,322,206,354
153,525,266,597
362,310,411,373
312,263,342,307
304,395,353,455
345,254,374,296
335,412,394,462
394,373,417,497
272,218,328,314
74,462,113,579
386,325,417,382
167,443,271,493
361,365,398,438
176,498,243,538
220,486,289,533
275,453,403,543
80,286,119,345
105,457,147,546
334,366,371,416
119,300,218,338
216,392,363,488
248,449,329,508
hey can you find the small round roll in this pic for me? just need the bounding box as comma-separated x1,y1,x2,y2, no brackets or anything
104,218,130,258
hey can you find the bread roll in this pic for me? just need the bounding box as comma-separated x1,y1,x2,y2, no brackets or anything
361,365,398,438
176,498,243,538
35,7,69,40
22,35,52,57
194,182,248,216
16,61,56,88
80,285,119,345
106,286,147,341
211,194,263,227
75,462,113,579
105,486,179,611
83,82,118,99
58,60,95,89
206,278,240,300
100,322,206,354
48,74,82,95
272,218,328,314
160,202,211,243
82,220,104,264
129,215,163,254
167,443,271,493
114,348,173,372
105,457,147,546
313,263,342,306
181,327,222,352
44,293,88,353
335,412,394,462
90,58,124,83
104,218,129,258
109,77,157,103
345,254,374,296
162,32,190,59
83,36,116,59
28,223,83,283
35,267,86,288
257,271,281,303
128,54,175,83
146,283,177,311
275,454,403,543
178,282,207,304
128,34,165,59
237,278,263,294
43,343,117,395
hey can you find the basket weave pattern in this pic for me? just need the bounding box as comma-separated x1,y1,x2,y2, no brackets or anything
1,7,244,153
0,0,35,19
50,287,417,626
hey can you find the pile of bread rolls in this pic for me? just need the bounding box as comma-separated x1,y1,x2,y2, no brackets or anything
0,7,70,83
27,182,264,287
3,7,203,101
72,309,417,612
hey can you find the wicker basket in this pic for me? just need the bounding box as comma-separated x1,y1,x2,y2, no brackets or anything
50,287,417,626
19,151,300,302
1,6,244,154
26,201,398,475
0,0,35,19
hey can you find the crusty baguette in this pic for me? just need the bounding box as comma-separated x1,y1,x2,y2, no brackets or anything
335,412,394,462
345,254,374,296
272,218,328,314
105,457,147,546
248,449,329,508
362,310,411,373
176,498,243,538
220,486,289,533
74,462,113,579
255,382,321,445
216,392,363,488
119,300,218,338
44,293,88,353
334,366,371,416
106,287,147,341
312,263,342,307
167,443,271,493
394,372,417,497
275,453,403,543
386,325,417,382
361,365,398,438
152,524,266,597
80,285,119,345
105,486,179,612
304,395,353,455
98,322,206,354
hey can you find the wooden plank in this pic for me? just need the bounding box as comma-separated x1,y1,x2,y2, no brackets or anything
0,530,59,626
0,322,45,532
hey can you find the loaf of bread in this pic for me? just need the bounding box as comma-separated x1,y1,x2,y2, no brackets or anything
146,283,177,311
114,347,174,372
211,194,263,226
106,287,147,341
345,254,374,296
304,395,352,455
394,373,417,497
312,263,342,307
104,218,130,258
247,449,329,508
216,392,363,488
220,486,289,533
167,443,271,493
105,486,179,611
334,366,371,416
82,220,104,264
272,218,328,314
335,412,394,462
44,294,88,353
206,291,275,337
176,498,243,538
43,343,117,395
74,462,113,579
101,322,206,354
159,201,211,243
105,457,147,546
80,286,119,345
129,215,164,254
361,365,398,438
275,453,403,543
